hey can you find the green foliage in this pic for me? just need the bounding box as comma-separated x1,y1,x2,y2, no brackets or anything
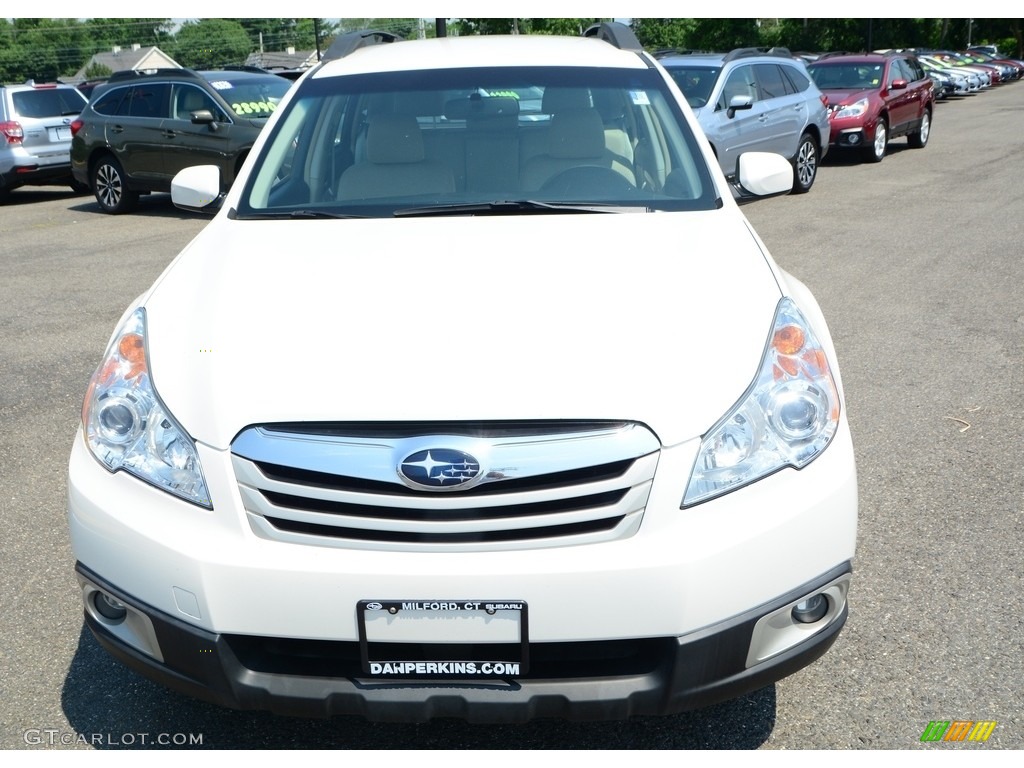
450,19,520,35
450,18,598,36
688,19,762,51
526,19,596,36
632,19,699,51
87,18,174,49
335,18,421,39
171,19,253,69
84,62,114,79
238,19,302,51
2,18,1024,84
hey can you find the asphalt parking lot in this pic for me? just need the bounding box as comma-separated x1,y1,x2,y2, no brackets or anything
1,81,1022,750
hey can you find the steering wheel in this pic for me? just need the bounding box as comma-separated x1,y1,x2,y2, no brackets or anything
538,166,638,198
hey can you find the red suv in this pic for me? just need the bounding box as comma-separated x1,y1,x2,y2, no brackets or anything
807,52,935,163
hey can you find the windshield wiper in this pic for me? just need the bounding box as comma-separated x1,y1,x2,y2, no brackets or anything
393,200,646,217
239,209,369,220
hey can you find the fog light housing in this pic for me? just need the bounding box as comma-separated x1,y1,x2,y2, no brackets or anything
848,134,861,145
792,593,829,624
93,592,127,623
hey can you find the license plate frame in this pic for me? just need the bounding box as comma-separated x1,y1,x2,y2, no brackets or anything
357,599,529,678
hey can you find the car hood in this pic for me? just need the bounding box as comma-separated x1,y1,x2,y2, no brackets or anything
820,88,874,106
143,212,782,449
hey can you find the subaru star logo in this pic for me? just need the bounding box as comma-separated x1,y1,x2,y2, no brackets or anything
398,449,481,490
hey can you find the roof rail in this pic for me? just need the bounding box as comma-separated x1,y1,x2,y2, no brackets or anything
220,65,274,74
108,68,199,82
582,22,642,52
814,51,866,60
723,46,794,63
651,48,714,58
322,29,403,62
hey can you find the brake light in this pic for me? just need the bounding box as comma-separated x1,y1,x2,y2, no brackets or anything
0,121,24,145
820,93,829,108
70,118,84,137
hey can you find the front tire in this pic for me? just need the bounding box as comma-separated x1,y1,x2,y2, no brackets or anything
791,133,819,194
92,156,138,214
863,118,887,163
908,110,931,149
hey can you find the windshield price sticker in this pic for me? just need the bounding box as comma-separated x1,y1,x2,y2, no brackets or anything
357,600,528,678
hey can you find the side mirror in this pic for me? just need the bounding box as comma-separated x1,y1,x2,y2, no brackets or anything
190,109,218,129
171,165,223,214
732,152,793,203
726,94,754,119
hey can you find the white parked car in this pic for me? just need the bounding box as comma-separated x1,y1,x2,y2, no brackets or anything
68,24,858,722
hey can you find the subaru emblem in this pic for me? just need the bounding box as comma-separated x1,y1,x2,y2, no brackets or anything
398,448,481,490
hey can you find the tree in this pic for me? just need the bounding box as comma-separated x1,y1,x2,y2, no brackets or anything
84,62,113,79
86,18,174,49
450,19,520,35
526,19,597,36
687,19,762,51
5,19,93,80
632,19,699,51
171,19,252,68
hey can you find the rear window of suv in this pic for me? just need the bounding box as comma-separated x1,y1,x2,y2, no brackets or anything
11,88,86,118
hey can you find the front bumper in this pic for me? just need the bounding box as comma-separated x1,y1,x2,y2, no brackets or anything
68,417,857,721
830,126,871,150
78,561,852,722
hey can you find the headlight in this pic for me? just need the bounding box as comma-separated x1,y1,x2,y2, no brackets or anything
82,308,211,508
833,98,869,120
683,297,840,507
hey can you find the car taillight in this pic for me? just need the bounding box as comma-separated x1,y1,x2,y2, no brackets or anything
0,121,24,145
70,118,84,137
820,93,829,108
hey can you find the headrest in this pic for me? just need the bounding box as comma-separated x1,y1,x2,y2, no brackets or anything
181,89,207,111
541,86,591,113
548,108,606,159
366,114,425,164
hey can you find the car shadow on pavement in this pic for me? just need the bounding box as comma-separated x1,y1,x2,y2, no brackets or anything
1,187,90,207
60,626,775,749
67,193,208,220
821,143,911,167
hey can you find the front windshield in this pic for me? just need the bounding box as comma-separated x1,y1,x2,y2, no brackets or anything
664,65,721,108
237,65,718,218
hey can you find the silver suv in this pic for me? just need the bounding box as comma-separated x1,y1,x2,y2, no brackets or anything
0,81,87,203
658,48,830,194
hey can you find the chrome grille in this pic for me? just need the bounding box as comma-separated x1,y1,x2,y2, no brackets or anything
231,422,661,552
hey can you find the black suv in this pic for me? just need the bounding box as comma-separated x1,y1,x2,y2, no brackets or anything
70,67,291,213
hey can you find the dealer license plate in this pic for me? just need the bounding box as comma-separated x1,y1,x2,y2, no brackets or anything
357,599,528,678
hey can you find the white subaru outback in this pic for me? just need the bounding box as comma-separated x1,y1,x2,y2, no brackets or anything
67,24,857,723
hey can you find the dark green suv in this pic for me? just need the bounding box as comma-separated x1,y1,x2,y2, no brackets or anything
70,68,291,213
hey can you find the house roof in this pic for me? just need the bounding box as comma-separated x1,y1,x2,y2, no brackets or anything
73,46,181,81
